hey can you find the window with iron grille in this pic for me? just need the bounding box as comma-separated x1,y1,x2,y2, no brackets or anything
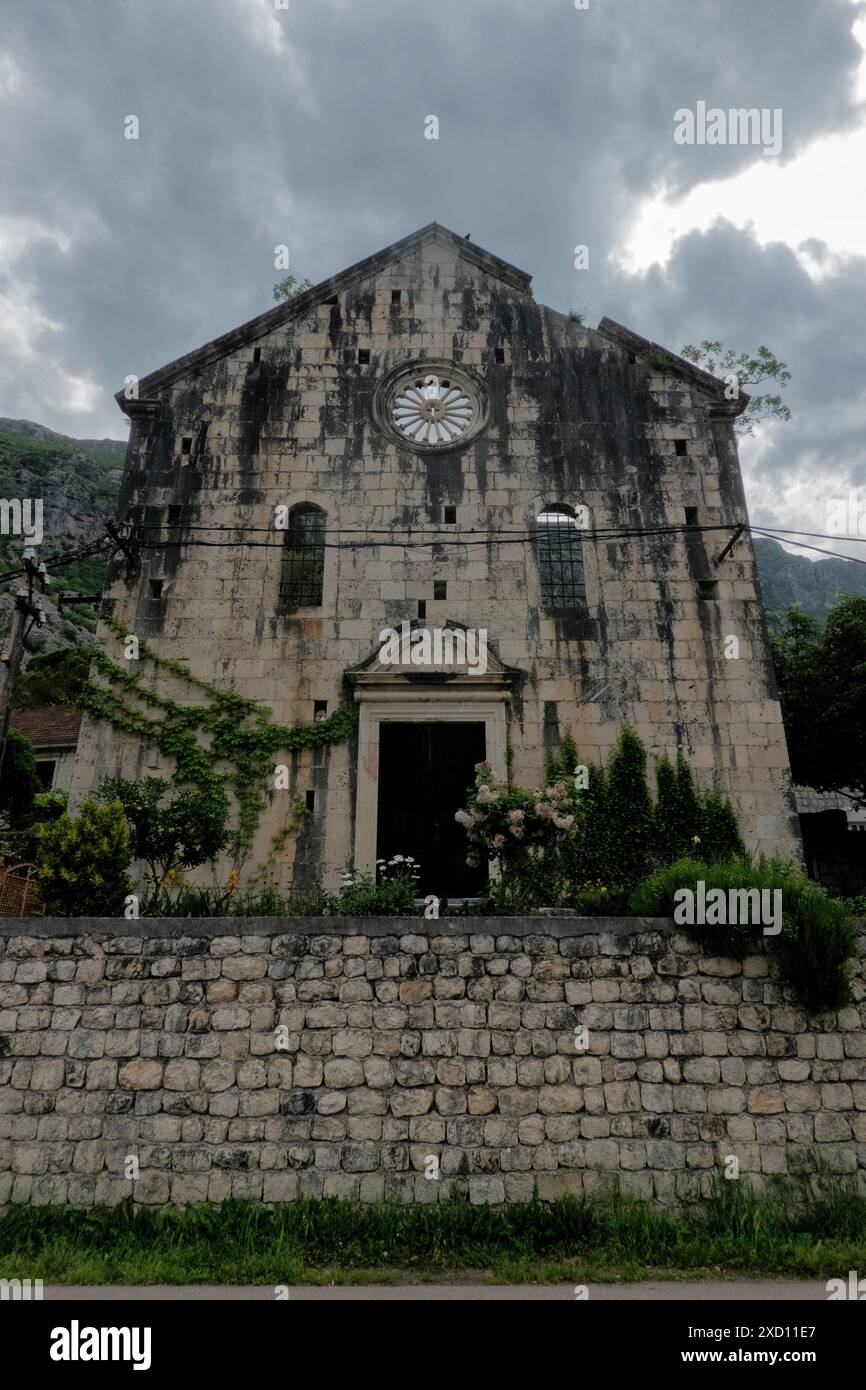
535,506,586,611
279,504,325,608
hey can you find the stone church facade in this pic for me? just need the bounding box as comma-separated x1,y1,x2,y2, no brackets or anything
70,223,801,894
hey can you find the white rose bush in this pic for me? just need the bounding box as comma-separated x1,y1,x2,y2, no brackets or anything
455,762,579,909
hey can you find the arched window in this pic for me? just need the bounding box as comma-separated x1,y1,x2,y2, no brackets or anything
279,503,325,608
535,505,586,611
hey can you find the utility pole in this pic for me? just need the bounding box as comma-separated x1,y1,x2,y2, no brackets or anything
0,548,49,776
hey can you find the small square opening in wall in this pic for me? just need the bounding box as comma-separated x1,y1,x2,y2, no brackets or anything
391,289,401,305
417,599,426,619
494,347,506,363
149,579,163,599
627,352,637,364
253,347,261,363
674,438,688,456
181,437,193,455
444,506,457,524
324,295,338,306
167,505,183,526
684,507,698,526
358,348,370,364
305,790,316,812
314,700,328,721
433,580,447,600
698,580,718,600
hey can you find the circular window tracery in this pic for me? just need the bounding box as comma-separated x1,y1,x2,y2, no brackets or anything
391,372,476,446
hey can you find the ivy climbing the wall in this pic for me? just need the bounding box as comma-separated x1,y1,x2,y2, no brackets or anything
77,615,356,854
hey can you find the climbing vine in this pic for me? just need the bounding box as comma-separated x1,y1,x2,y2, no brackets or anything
77,615,356,852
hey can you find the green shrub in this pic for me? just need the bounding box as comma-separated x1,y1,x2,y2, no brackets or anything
37,797,133,915
0,727,41,822
775,880,858,1012
629,856,761,957
329,859,420,916
141,882,330,918
629,855,857,1010
142,884,226,917
568,883,631,915
32,789,68,823
630,855,699,917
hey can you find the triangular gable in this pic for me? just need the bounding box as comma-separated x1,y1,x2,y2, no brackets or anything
116,224,533,413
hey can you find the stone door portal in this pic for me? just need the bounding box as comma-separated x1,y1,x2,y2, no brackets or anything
375,721,487,897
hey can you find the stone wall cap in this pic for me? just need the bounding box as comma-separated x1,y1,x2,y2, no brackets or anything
0,915,677,939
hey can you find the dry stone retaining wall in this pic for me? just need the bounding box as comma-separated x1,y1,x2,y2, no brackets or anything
1,917,865,1207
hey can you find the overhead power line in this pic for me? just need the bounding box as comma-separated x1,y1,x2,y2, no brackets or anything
755,526,866,544
131,521,742,552
3,519,866,582
0,534,114,585
750,528,866,567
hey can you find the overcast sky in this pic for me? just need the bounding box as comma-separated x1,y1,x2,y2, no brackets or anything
2,0,865,551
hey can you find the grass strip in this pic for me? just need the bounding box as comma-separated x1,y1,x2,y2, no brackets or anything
1,1177,865,1285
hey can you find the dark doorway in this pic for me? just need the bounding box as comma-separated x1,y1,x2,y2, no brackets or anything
376,722,487,897
35,759,57,790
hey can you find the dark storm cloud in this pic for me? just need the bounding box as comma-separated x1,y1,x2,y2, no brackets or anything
0,0,864,559
605,219,866,545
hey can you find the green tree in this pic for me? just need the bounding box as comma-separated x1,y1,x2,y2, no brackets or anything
667,755,703,858
602,727,655,886
37,796,132,915
655,753,742,864
770,595,866,806
699,791,746,860
273,274,313,304
15,646,94,707
99,776,229,887
0,727,41,822
574,759,610,884
544,730,580,783
679,341,791,436
653,756,681,864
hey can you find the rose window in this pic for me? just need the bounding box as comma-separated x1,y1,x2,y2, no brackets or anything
391,373,475,446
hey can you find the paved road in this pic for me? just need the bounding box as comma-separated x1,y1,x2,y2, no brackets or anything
44,1281,829,1301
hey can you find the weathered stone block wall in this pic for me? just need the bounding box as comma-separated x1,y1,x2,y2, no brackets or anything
2,918,864,1207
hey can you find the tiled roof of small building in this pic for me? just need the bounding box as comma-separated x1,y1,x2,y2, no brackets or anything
9,706,82,748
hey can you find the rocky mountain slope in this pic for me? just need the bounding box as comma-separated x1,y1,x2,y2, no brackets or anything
0,418,126,655
753,536,866,627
